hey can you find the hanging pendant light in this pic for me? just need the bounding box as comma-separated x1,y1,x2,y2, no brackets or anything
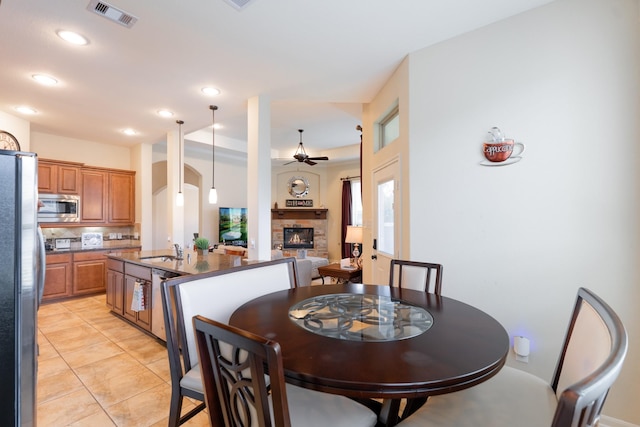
176,120,185,206
208,105,218,204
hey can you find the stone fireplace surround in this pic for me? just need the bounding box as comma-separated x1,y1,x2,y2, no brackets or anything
271,209,328,259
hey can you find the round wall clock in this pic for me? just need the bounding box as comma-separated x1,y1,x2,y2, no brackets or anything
0,131,21,151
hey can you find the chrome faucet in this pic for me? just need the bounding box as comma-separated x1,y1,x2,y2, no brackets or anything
174,243,184,260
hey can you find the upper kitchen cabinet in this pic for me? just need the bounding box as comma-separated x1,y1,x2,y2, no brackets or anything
81,167,135,225
38,159,82,194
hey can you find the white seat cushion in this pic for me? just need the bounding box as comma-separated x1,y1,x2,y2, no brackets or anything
179,364,203,394
278,384,377,427
398,366,557,427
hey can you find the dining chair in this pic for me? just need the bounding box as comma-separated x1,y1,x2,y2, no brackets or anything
193,314,378,427
161,257,302,426
396,287,628,427
388,259,443,295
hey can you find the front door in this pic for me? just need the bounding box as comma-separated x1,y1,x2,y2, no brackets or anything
371,159,400,285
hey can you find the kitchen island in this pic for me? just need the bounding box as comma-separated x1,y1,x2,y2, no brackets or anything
105,250,259,341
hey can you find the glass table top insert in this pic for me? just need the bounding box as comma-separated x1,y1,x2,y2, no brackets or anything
289,293,433,341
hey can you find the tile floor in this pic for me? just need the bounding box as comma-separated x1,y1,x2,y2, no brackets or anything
37,294,209,426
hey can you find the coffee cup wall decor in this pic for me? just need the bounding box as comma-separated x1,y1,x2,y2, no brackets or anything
480,127,526,166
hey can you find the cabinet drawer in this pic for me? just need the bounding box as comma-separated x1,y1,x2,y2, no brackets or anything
46,253,72,263
107,258,124,273
125,263,151,280
74,250,108,261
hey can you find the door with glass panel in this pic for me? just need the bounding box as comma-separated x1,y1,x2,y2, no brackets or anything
371,160,400,285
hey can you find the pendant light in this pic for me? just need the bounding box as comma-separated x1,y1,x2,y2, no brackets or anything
176,120,185,206
208,105,218,204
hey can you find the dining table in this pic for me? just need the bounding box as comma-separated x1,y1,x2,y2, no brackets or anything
229,283,509,426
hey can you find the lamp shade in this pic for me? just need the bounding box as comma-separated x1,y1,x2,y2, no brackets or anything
345,225,363,244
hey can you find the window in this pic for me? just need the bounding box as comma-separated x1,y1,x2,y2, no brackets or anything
351,180,362,226
380,105,399,149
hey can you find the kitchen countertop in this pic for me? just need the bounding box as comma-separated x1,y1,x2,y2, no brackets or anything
46,243,141,255
106,250,261,275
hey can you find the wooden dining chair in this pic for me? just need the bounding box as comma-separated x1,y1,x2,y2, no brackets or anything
161,257,302,426
193,314,378,427
396,287,628,427
389,259,443,295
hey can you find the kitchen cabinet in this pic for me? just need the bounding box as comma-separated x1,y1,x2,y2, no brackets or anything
43,253,72,301
106,259,124,315
38,159,81,195
81,168,135,225
73,251,108,296
123,262,152,332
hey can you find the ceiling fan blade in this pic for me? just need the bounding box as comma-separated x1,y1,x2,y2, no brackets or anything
283,160,296,165
304,159,317,166
307,156,329,161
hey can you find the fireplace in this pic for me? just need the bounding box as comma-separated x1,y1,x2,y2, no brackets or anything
283,227,314,249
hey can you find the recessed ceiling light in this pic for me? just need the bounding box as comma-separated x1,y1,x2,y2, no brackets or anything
123,128,137,136
212,123,222,130
32,74,58,86
201,87,221,96
157,109,174,118
56,30,89,46
15,106,37,115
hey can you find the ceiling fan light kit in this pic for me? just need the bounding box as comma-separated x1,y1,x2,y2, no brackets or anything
284,129,329,166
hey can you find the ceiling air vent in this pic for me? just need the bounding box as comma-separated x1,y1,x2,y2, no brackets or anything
87,0,138,28
222,0,257,11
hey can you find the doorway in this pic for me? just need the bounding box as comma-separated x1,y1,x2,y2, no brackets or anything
371,159,401,285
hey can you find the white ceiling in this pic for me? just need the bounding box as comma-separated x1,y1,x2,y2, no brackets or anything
0,0,555,162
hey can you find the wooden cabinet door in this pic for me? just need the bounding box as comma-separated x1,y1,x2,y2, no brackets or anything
81,169,107,223
57,165,80,194
73,257,106,295
38,163,57,193
43,254,72,301
106,269,124,314
123,275,151,331
109,171,135,224
38,160,80,194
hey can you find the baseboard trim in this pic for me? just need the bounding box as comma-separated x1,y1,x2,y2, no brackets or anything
600,415,639,427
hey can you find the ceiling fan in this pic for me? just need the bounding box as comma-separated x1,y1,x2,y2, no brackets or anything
284,129,329,166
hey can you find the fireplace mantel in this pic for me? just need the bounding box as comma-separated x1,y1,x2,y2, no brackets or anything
271,208,327,220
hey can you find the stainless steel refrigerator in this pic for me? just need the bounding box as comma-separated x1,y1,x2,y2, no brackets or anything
0,150,45,426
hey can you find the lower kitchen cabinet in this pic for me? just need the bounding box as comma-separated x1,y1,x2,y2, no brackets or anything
43,253,72,301
73,251,107,296
106,258,125,315
122,262,152,332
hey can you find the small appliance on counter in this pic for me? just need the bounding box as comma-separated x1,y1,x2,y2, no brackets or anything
81,232,103,249
54,238,71,250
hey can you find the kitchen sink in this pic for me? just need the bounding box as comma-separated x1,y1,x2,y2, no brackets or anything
139,255,177,262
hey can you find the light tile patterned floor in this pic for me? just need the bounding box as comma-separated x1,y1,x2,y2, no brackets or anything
37,294,209,426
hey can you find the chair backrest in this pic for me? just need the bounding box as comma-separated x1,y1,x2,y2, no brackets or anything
194,314,292,427
550,287,628,427
161,257,300,383
389,259,443,295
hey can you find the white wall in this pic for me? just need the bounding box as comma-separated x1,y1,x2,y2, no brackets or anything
394,0,638,422
31,131,131,170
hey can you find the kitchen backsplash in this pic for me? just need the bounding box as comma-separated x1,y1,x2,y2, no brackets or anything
42,225,140,250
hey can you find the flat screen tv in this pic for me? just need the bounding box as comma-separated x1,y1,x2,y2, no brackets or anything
219,207,248,247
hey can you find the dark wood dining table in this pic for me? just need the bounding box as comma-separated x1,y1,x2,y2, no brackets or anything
229,283,509,426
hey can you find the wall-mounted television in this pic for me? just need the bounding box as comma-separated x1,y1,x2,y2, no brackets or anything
219,207,247,247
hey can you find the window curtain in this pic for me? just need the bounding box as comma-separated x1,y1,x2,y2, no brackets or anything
341,180,352,259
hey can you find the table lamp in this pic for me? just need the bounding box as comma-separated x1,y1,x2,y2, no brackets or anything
345,225,363,267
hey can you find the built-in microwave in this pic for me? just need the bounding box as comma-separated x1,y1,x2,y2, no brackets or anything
38,194,80,223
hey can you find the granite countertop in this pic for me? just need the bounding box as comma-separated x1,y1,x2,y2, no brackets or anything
106,250,261,275
45,243,141,255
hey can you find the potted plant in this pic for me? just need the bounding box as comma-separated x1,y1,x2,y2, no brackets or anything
194,237,209,256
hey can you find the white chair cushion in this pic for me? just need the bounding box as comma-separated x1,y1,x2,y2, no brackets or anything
398,366,557,427
277,384,377,427
179,364,203,394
